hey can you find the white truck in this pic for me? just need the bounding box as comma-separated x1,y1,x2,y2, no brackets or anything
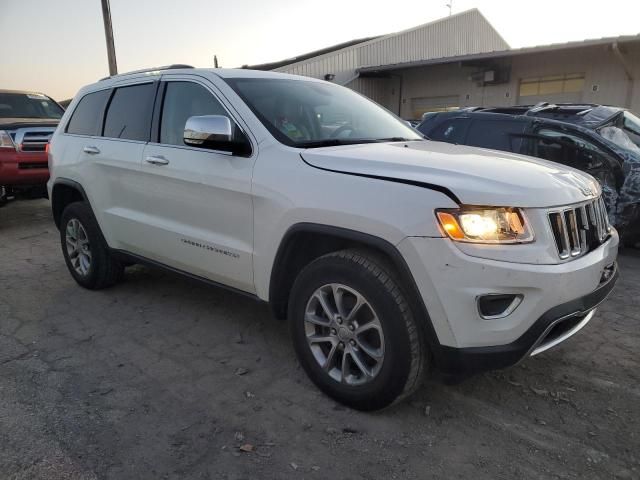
48,66,618,410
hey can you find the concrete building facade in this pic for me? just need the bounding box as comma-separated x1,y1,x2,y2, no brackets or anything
248,9,640,119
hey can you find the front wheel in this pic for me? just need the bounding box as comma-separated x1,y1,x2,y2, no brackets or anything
289,250,427,411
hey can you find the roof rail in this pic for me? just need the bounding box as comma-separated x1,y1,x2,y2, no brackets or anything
524,102,556,116
99,64,194,81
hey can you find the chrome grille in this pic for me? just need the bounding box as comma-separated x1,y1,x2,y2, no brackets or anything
548,197,610,260
12,127,56,152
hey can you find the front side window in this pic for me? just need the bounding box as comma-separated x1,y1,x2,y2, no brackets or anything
66,89,111,136
0,92,64,120
225,78,421,147
160,81,229,146
533,128,620,184
103,83,155,141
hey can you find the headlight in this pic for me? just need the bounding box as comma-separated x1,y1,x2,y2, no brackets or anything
436,207,534,244
0,130,16,150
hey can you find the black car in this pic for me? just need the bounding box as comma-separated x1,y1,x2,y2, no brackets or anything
417,103,640,245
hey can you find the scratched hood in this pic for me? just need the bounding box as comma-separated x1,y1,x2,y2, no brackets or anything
301,140,601,208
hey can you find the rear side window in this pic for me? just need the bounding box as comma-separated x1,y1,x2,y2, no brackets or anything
66,90,110,136
466,119,527,152
427,118,470,144
103,83,155,141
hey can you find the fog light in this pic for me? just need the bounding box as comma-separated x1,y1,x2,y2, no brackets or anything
477,294,523,319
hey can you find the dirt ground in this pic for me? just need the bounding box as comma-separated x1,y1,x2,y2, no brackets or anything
1,199,638,480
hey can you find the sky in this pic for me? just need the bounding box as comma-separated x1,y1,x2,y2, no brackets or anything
2,0,640,101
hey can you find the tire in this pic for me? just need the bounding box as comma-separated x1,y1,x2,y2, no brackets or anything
59,201,124,289
288,249,427,411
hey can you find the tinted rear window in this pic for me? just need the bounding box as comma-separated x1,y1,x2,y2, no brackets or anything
103,83,155,141
426,118,471,144
66,90,110,136
466,119,527,152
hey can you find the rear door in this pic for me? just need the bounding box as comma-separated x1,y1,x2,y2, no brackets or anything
81,81,158,251
465,117,528,153
422,116,471,144
137,76,256,293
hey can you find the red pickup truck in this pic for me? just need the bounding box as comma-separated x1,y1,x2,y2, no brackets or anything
0,89,63,206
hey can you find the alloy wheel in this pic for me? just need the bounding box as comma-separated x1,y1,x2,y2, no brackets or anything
65,218,92,276
304,283,385,385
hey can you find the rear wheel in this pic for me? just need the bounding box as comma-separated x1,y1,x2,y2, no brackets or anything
60,202,124,289
289,249,427,410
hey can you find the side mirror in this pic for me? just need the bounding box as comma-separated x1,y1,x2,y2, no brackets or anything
184,115,233,146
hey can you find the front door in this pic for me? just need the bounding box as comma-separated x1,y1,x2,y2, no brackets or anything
138,78,256,293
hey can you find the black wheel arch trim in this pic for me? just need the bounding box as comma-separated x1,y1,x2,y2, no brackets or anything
269,222,445,354
299,154,461,204
51,178,90,228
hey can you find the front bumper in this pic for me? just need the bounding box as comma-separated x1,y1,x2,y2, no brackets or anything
0,150,49,186
436,267,617,376
397,232,619,376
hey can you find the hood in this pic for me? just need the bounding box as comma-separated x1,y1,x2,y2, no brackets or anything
0,117,59,130
301,140,601,208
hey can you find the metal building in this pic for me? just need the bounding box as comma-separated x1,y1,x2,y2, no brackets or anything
247,9,640,119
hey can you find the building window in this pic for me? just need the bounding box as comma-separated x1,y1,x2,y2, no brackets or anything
519,74,585,98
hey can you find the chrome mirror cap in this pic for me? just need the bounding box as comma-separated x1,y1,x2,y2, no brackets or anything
184,115,233,146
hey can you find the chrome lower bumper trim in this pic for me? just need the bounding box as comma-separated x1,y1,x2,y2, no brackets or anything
530,308,596,357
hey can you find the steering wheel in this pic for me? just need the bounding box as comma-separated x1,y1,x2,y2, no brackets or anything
331,124,358,139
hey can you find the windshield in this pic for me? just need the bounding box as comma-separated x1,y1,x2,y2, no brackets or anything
225,78,421,147
621,111,640,149
598,125,640,154
0,92,64,119
623,111,640,136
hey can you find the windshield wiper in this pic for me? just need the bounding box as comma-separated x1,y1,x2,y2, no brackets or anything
296,139,380,148
374,137,423,142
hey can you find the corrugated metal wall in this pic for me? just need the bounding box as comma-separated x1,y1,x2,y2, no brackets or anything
345,77,394,110
274,9,509,87
356,9,508,69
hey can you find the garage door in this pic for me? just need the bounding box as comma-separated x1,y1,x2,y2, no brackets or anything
518,74,585,104
410,95,460,119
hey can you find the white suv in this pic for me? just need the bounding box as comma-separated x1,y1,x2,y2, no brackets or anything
48,66,619,410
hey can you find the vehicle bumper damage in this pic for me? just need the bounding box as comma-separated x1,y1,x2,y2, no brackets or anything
398,231,619,378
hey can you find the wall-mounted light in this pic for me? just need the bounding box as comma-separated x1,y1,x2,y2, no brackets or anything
324,73,335,81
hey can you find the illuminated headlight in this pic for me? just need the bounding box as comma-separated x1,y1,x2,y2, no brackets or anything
0,130,16,150
436,207,534,244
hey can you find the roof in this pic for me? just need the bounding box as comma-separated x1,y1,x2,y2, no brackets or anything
359,33,640,73
211,68,325,81
429,103,623,130
87,68,320,91
243,36,380,71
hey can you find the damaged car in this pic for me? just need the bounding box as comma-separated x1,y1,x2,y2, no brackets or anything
417,103,640,245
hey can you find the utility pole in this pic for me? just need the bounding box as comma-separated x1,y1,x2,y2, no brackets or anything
446,1,453,16
100,0,118,75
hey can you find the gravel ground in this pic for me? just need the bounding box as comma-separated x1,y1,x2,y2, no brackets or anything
1,199,639,480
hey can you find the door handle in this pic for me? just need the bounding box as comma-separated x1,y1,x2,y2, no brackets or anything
83,146,100,155
145,155,169,166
